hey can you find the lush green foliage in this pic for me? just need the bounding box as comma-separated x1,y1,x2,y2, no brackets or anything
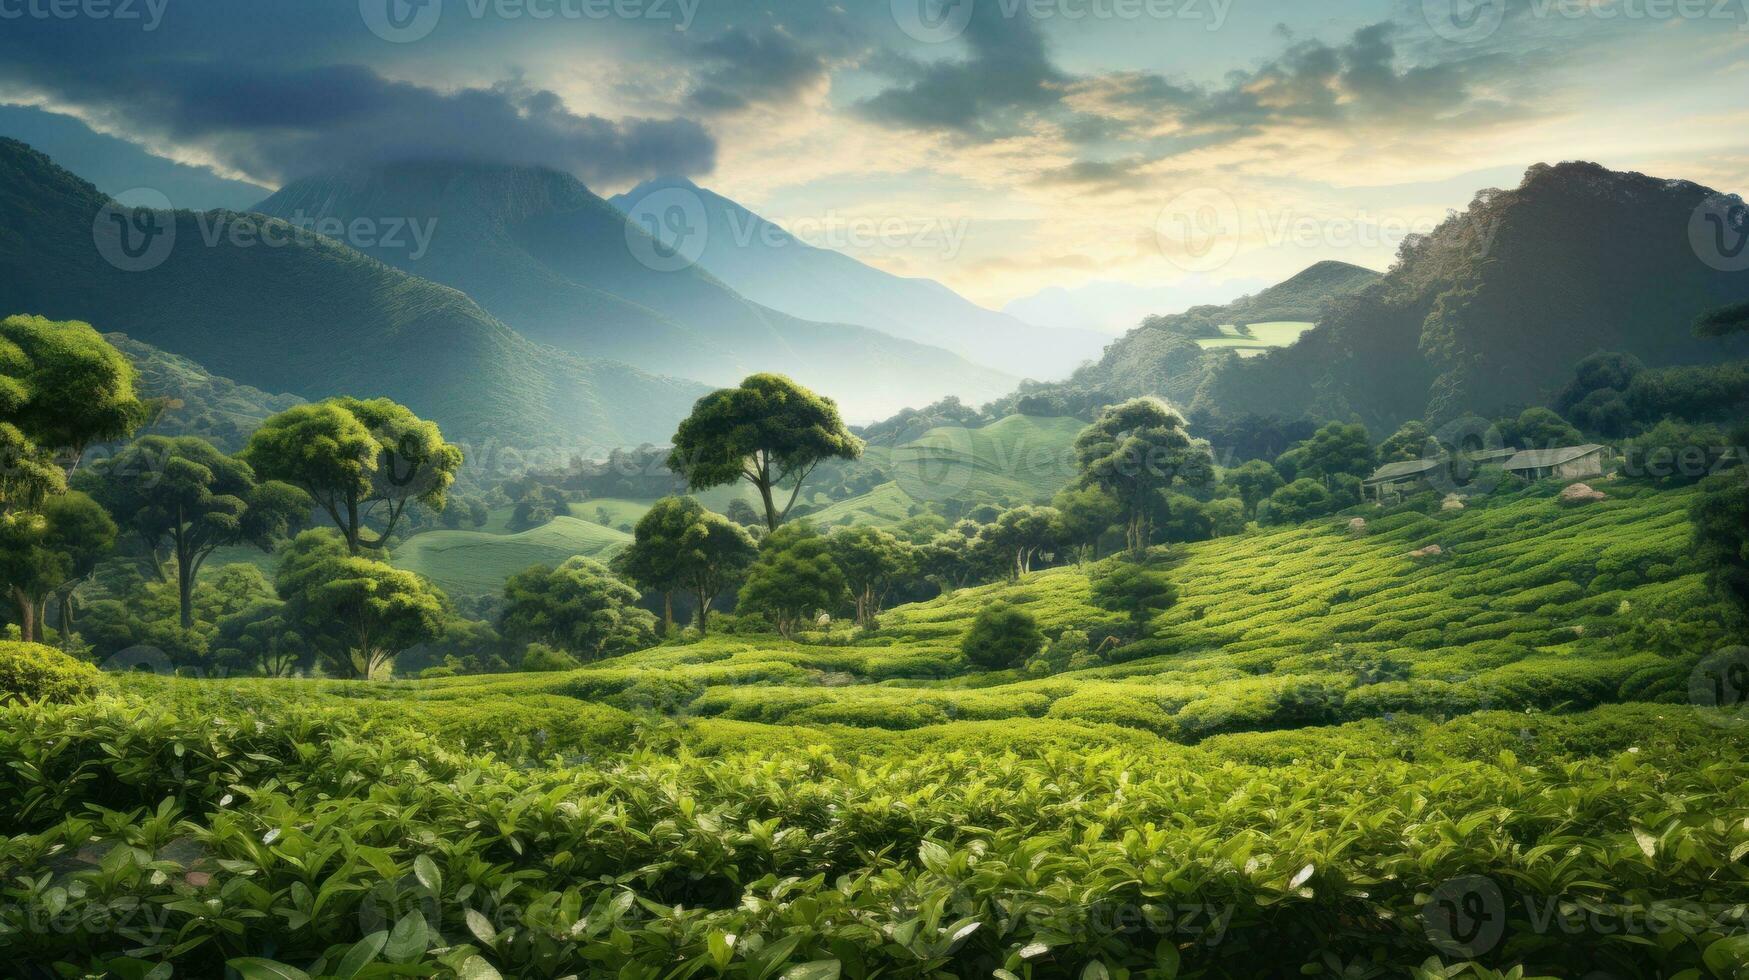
669,373,863,530
498,556,654,661
960,601,1045,670
0,640,107,703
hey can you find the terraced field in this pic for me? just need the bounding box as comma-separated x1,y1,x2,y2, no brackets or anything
390,516,631,595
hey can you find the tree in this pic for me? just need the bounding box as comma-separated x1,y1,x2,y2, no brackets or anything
244,398,460,553
336,397,464,544
1220,459,1282,520
1264,478,1335,525
1090,563,1178,638
737,522,846,639
960,601,1043,670
1301,422,1375,488
978,506,1061,580
0,315,146,475
829,525,916,628
1501,407,1581,450
0,492,116,643
667,374,863,531
499,557,655,661
723,498,761,529
212,597,307,677
276,530,447,679
82,436,307,628
1052,485,1120,563
1074,398,1212,555
1375,421,1434,464
615,496,757,634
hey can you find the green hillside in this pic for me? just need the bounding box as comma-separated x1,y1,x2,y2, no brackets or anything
390,516,630,595
104,333,304,452
0,140,706,448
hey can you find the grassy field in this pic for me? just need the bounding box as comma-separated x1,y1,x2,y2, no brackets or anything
4,478,1744,977
1196,320,1316,356
390,516,631,595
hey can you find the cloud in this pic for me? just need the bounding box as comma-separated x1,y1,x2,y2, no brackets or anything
685,27,831,113
857,4,1064,139
1030,158,1147,193
0,10,715,188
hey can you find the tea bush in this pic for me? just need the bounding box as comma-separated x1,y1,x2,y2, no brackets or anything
0,640,109,704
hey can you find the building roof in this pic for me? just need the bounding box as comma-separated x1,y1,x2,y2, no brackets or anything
1364,458,1443,484
1503,444,1606,471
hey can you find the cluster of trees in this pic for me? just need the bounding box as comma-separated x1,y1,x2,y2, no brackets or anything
0,318,480,679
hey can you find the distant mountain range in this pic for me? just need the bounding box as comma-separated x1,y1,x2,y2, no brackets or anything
254,163,1015,420
104,333,303,453
610,177,1107,380
0,139,705,450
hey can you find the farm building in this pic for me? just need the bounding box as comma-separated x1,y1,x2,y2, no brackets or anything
1362,458,1444,501
1504,444,1608,482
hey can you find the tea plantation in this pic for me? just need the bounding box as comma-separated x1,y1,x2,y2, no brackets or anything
5,480,1749,978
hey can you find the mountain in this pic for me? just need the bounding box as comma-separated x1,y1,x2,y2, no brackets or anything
105,333,304,452
0,139,705,450
1193,162,1749,429
986,260,1381,413
609,177,1107,380
253,163,1014,421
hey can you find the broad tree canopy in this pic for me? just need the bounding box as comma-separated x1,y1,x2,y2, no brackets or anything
667,374,862,531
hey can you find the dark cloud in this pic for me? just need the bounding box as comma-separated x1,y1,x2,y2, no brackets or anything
686,27,830,113
1030,158,1146,193
0,5,715,187
857,4,1064,139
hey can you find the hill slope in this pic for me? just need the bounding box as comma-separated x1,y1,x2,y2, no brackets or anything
105,333,303,452
254,163,1014,420
0,140,705,449
611,177,1107,381
995,260,1380,410
1195,162,1749,428
391,516,631,596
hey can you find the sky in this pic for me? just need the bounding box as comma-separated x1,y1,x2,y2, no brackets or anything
2,0,1746,317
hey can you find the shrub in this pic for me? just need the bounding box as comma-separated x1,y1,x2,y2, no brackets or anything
0,641,107,704
960,602,1043,670
520,643,582,672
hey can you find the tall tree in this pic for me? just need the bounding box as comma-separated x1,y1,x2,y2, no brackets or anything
1073,398,1212,555
0,491,116,643
337,397,464,542
617,497,759,635
276,530,447,679
82,436,307,628
1300,422,1375,488
1051,485,1120,564
244,398,461,553
738,522,846,639
829,525,916,629
667,374,863,531
499,557,655,660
